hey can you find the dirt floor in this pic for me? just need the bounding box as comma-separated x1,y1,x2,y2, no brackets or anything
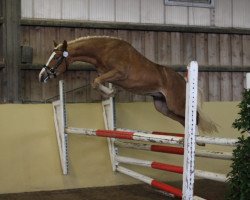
0,180,228,200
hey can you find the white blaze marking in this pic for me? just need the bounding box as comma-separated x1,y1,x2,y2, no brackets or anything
46,52,56,66
39,67,46,81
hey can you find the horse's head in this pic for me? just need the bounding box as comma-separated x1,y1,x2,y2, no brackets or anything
39,40,69,83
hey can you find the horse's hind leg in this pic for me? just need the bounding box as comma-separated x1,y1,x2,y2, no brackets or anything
152,95,185,126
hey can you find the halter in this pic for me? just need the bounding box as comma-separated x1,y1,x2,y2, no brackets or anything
43,51,69,82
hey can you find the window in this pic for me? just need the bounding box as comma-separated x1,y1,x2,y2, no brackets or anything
164,0,214,8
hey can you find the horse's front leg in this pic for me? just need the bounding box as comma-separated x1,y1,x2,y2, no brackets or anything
92,69,124,96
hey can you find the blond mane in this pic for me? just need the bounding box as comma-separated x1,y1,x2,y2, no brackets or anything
56,36,123,49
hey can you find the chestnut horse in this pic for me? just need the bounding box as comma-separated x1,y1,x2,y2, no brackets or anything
39,36,217,133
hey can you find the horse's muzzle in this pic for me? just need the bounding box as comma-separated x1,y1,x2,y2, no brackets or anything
39,67,49,83
39,65,58,83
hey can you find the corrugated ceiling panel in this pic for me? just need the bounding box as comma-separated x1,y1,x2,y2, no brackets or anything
89,0,115,21
21,0,33,18
33,0,61,19
165,6,188,25
62,0,88,20
214,0,232,27
188,7,210,26
116,0,140,23
141,0,164,24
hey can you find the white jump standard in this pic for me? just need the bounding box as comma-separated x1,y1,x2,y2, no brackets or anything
52,81,68,175
52,61,237,200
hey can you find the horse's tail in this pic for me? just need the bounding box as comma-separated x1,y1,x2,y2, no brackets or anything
197,88,219,134
198,108,219,133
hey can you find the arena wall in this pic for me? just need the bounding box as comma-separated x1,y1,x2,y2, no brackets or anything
0,102,239,194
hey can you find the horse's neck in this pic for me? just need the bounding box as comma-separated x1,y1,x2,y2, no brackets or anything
68,39,99,65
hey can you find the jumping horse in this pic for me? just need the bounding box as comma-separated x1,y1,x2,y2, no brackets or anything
39,36,217,133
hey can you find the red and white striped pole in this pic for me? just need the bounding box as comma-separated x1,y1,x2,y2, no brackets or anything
115,140,233,160
115,140,184,155
116,156,183,174
115,156,227,182
117,166,183,198
65,128,184,145
117,128,238,146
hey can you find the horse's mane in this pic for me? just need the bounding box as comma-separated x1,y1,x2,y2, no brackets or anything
56,36,123,49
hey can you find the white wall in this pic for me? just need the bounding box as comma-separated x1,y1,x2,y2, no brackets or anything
21,0,250,29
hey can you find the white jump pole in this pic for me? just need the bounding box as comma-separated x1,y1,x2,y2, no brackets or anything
52,80,68,175
101,83,117,171
99,84,114,95
195,149,232,160
196,136,237,146
194,170,227,182
182,61,198,200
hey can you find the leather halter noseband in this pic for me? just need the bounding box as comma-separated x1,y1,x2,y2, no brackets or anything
42,51,69,82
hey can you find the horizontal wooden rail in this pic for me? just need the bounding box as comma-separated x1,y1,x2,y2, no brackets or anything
20,18,250,35
20,63,250,72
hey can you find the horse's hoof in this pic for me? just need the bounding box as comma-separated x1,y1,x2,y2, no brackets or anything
92,82,99,89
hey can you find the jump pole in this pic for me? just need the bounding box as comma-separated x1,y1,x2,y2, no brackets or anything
116,166,182,198
52,80,68,175
115,155,227,182
182,61,198,200
65,127,184,145
101,83,117,171
114,140,233,160
117,128,238,147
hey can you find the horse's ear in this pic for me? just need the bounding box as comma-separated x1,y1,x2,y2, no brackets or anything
53,40,58,47
62,40,68,51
